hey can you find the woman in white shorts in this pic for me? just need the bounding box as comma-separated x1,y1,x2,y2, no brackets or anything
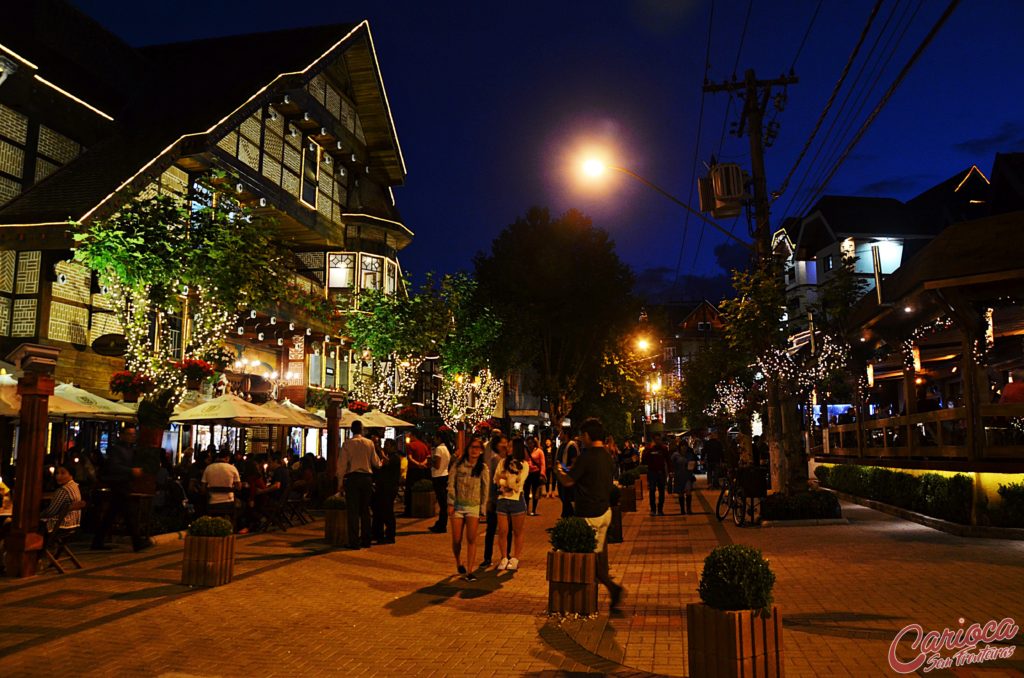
494,437,530,571
447,434,489,581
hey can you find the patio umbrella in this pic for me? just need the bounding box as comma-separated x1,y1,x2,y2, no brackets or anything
0,380,134,420
279,399,327,429
261,400,326,429
169,393,293,426
362,410,415,428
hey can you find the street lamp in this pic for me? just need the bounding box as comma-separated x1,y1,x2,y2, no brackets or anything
578,157,752,249
636,337,650,352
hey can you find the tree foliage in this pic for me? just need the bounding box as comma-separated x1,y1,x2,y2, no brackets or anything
474,207,637,426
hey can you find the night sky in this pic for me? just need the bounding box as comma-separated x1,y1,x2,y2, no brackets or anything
74,0,1024,296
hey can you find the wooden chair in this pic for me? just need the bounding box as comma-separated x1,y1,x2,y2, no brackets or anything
284,480,313,525
41,500,87,574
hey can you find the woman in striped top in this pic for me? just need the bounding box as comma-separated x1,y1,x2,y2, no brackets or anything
446,434,489,581
41,465,82,531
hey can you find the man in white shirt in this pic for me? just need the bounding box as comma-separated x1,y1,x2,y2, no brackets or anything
339,420,380,549
428,432,452,533
201,451,241,505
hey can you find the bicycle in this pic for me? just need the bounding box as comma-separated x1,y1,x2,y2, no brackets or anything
716,466,766,526
714,469,743,522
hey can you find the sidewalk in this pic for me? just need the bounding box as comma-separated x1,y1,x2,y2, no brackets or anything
1,486,1022,677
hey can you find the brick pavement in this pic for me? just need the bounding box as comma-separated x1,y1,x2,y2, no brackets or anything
1,487,1022,677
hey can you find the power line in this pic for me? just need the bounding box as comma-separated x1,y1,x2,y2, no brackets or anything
773,0,883,203
789,0,825,73
796,0,924,216
780,0,901,220
669,0,716,295
795,0,961,214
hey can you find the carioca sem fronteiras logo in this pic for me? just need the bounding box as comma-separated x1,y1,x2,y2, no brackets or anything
888,617,1018,673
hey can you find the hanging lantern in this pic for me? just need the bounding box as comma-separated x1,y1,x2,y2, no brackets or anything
866,363,875,388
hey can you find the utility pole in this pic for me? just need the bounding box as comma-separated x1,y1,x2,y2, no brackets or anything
704,68,800,493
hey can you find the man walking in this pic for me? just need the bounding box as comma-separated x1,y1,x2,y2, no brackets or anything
643,433,669,516
555,428,579,518
338,420,379,549
428,432,451,533
92,426,150,552
555,417,624,614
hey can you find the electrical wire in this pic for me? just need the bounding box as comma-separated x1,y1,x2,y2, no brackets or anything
780,0,901,220
669,0,715,295
772,0,883,203
796,0,924,216
794,0,961,214
789,0,825,73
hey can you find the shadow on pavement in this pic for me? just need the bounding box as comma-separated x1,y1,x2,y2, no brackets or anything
384,569,512,617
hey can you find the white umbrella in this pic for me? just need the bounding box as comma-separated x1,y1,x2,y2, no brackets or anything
53,383,136,419
279,399,327,429
261,400,326,429
362,410,415,428
169,393,293,426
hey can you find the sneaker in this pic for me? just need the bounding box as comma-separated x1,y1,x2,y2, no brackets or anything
657,510,665,516
457,564,467,575
507,557,519,571
480,560,492,568
498,557,509,570
464,573,478,582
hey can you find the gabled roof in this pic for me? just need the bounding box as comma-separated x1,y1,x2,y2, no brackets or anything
0,19,405,226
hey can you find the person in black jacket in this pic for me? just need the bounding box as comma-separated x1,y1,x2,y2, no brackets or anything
371,438,401,544
91,426,149,552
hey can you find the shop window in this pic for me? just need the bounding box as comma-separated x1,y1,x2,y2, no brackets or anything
328,253,355,288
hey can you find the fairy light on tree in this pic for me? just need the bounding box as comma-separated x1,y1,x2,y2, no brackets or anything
438,369,503,429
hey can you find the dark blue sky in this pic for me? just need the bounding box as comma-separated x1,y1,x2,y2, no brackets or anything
75,0,1024,288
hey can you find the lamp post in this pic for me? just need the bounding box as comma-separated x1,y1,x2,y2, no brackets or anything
580,159,753,249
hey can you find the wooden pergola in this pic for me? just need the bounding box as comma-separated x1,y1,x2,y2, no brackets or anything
814,210,1024,473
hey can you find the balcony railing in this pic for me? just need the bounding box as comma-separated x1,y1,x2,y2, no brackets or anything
820,403,1024,463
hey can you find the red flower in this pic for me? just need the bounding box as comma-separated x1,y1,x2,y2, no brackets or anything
109,371,154,394
174,358,215,381
347,400,370,414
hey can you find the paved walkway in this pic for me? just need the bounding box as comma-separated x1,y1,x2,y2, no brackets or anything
1,485,1022,677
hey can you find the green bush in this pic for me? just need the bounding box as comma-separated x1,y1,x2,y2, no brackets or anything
323,494,347,510
620,469,640,486
818,464,973,525
698,545,775,615
549,516,597,553
412,479,434,492
761,491,842,521
813,465,831,485
989,483,1024,527
635,464,649,475
188,516,233,537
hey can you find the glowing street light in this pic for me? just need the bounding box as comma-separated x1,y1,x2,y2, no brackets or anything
581,157,607,178
636,337,651,352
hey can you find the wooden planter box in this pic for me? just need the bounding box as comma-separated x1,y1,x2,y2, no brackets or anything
620,485,637,513
324,509,348,546
546,551,598,615
412,490,436,518
607,505,623,544
686,604,785,678
181,535,235,587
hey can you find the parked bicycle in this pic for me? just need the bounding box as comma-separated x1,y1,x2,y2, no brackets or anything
715,466,768,527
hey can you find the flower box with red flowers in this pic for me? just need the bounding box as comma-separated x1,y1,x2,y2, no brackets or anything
174,358,215,382
347,400,370,415
109,371,154,396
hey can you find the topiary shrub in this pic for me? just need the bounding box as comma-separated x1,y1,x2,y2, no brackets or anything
761,491,842,520
698,545,776,615
188,516,233,537
549,516,597,553
989,483,1024,527
635,464,649,475
619,469,640,486
323,494,347,510
412,479,434,492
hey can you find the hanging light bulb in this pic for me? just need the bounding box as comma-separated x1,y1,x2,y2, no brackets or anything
269,316,277,325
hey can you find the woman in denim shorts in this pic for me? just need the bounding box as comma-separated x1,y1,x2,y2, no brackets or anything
447,434,489,581
493,437,530,571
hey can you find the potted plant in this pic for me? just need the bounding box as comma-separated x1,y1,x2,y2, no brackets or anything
618,471,639,513
347,399,370,415
109,370,153,403
411,478,436,518
175,358,215,391
687,545,783,678
546,517,598,615
323,494,348,546
181,516,235,587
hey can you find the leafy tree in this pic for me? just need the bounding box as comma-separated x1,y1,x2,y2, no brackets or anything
475,207,637,428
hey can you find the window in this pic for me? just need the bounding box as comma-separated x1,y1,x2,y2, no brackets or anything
301,140,320,207
327,253,355,288
361,255,381,290
385,260,397,294
697,321,711,332
824,254,834,272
